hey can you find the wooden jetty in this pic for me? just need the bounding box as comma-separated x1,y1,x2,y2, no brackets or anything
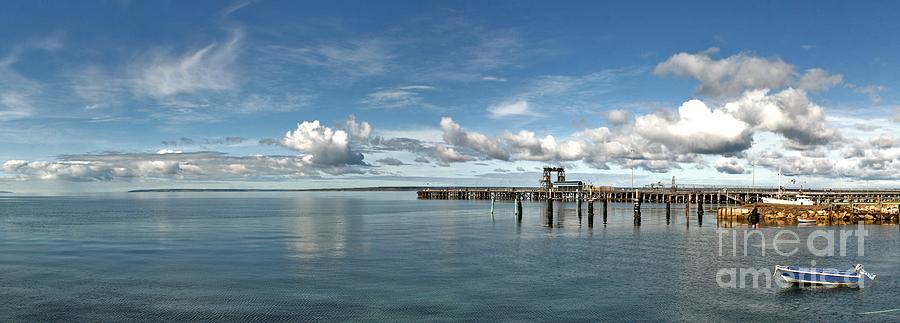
417,185,900,205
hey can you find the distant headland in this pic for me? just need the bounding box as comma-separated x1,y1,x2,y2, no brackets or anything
128,187,433,193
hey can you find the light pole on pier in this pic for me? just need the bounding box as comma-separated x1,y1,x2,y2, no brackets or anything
629,148,635,190
751,161,755,189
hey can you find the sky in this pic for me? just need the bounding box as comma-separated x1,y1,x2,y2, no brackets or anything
1,0,899,193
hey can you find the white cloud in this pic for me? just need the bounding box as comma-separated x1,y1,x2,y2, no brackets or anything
343,115,372,142
135,28,243,98
220,1,252,18
797,68,843,91
634,99,752,154
501,131,584,161
655,49,841,97
363,85,433,108
0,35,64,121
848,84,887,105
1,151,367,182
0,92,37,121
487,99,541,119
724,88,837,146
440,117,509,160
715,157,746,174
605,109,631,125
435,144,473,163
480,76,507,82
268,39,394,78
281,120,365,165
655,48,793,97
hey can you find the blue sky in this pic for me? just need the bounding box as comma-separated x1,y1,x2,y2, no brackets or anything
1,0,899,193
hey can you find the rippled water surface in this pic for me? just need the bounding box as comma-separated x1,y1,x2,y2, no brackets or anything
1,192,899,321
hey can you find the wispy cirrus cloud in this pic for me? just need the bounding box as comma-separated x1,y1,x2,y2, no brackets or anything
0,34,65,121
134,28,243,98
363,85,434,108
264,38,395,79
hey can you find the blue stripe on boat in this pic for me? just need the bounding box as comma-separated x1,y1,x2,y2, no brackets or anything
781,272,860,284
786,266,857,276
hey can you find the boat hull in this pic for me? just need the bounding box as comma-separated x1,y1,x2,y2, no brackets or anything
761,197,815,206
774,265,863,288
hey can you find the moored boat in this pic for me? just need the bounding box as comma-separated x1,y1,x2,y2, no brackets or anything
797,215,817,223
761,194,815,206
773,264,875,288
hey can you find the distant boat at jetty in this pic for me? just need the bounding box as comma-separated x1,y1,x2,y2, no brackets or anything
762,194,815,206
763,168,815,205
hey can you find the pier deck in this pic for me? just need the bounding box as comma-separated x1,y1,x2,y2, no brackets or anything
417,186,900,205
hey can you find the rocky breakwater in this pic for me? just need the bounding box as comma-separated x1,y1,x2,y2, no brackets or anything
717,203,900,225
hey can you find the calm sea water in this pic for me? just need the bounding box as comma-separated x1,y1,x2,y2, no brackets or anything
1,192,899,322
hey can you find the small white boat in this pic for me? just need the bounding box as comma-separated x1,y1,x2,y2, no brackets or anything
774,264,875,288
797,215,817,223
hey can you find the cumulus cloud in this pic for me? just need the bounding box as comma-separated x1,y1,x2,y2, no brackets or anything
436,117,699,173
135,28,243,98
435,144,473,163
281,120,365,165
797,68,843,92
343,115,372,141
655,49,841,97
724,88,837,146
487,99,541,119
635,99,753,154
756,150,835,177
440,117,509,160
501,131,584,161
715,157,746,174
605,109,631,125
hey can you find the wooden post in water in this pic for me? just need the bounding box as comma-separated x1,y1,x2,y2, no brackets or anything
696,196,704,227
545,199,554,228
490,197,495,219
603,198,608,224
665,197,671,224
577,199,583,222
588,199,594,227
515,194,523,222
633,190,641,225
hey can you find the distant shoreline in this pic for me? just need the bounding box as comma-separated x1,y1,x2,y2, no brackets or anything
128,187,435,193
0,191,12,194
